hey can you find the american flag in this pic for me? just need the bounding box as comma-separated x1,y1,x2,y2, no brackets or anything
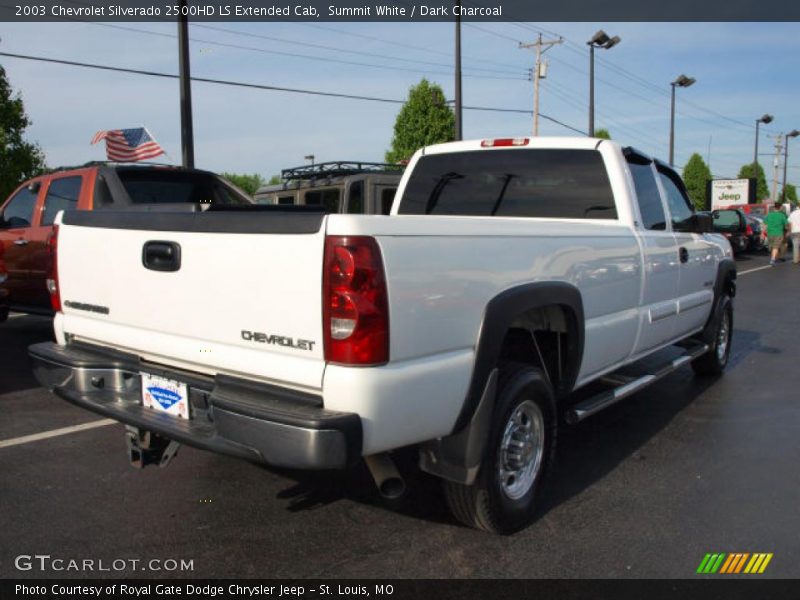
91,128,166,162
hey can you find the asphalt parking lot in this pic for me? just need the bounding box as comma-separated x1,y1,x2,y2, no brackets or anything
1,252,798,579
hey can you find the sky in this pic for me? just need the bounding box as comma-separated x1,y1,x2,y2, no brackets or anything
2,21,800,190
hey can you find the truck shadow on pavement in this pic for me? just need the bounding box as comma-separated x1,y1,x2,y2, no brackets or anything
0,316,55,395
268,327,769,530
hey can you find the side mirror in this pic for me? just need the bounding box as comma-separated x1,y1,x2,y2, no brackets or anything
694,213,713,233
711,210,720,219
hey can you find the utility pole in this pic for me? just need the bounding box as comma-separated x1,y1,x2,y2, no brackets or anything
520,34,562,136
454,4,462,140
177,0,194,168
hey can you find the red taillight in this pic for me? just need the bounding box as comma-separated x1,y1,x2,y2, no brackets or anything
746,224,753,236
323,236,389,365
46,225,61,312
480,137,529,147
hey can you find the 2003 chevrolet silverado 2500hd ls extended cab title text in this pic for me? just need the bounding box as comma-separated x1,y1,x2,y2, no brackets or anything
30,137,735,533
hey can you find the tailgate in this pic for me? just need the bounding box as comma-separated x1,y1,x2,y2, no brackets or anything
56,210,327,390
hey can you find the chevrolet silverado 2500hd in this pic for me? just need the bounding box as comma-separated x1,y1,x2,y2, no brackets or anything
30,137,735,533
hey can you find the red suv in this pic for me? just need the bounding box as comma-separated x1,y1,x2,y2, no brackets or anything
0,163,252,321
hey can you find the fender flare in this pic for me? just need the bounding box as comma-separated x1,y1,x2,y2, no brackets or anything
454,281,585,432
419,282,584,485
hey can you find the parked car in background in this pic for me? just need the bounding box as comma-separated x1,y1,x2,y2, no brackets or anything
255,161,404,215
707,208,748,255
745,215,767,253
0,243,7,318
0,163,252,321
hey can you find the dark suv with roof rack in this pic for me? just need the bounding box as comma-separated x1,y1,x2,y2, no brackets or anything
254,161,404,215
0,162,252,321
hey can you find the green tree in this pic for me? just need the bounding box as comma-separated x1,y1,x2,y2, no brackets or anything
220,172,265,196
682,153,712,210
385,79,455,164
782,183,797,204
595,128,611,140
737,162,769,200
267,174,281,185
0,66,46,201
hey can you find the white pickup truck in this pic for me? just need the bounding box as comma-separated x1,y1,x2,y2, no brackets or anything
30,137,736,533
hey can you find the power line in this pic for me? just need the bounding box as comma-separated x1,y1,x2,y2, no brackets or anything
190,23,525,77
72,21,529,82
0,50,587,134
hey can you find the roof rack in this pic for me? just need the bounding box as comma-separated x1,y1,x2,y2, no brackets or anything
281,161,404,181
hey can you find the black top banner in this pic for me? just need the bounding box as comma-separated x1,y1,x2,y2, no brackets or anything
1,0,800,22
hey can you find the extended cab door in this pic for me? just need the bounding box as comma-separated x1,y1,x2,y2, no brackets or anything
25,174,86,308
626,150,680,355
656,164,716,337
0,179,45,309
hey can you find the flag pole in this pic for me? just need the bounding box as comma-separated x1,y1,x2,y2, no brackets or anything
143,126,173,163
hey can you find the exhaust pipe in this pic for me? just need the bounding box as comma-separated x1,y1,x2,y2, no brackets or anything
364,453,406,500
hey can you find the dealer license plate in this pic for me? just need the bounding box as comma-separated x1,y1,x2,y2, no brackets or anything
141,372,190,419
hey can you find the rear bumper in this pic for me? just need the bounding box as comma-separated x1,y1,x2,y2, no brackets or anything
29,341,362,469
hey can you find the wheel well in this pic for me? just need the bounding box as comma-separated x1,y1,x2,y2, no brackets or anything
498,304,579,396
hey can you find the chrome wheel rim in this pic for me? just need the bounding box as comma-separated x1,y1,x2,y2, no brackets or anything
716,310,730,363
498,400,545,500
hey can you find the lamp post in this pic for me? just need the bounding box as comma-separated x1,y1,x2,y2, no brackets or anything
669,74,696,167
587,30,620,137
754,114,774,174
782,129,799,202
304,154,315,166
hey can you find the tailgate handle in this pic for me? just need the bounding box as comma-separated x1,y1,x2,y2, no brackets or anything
142,241,181,272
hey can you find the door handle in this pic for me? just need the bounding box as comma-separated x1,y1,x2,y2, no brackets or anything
679,247,689,263
13,239,29,246
142,241,181,272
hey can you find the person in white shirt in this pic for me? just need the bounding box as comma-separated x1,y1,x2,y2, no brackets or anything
789,205,800,264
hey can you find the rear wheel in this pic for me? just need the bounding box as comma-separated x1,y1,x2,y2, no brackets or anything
692,294,733,376
444,363,556,534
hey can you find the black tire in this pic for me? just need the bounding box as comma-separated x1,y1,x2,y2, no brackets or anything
692,294,733,376
443,363,556,534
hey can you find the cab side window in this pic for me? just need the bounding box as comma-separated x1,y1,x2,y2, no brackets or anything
42,176,82,225
0,185,39,228
658,171,695,229
627,159,666,230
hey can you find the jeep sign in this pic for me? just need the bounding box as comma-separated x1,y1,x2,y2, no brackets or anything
710,179,754,209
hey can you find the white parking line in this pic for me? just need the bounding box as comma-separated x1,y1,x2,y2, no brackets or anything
738,264,778,275
0,419,117,449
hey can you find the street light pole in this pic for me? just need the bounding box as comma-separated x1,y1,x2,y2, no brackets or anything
754,114,774,173
668,74,696,168
587,30,620,137
782,129,799,201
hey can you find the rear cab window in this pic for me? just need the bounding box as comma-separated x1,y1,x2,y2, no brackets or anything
115,169,252,206
398,149,617,219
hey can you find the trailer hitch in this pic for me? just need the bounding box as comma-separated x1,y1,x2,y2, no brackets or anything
125,426,181,468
